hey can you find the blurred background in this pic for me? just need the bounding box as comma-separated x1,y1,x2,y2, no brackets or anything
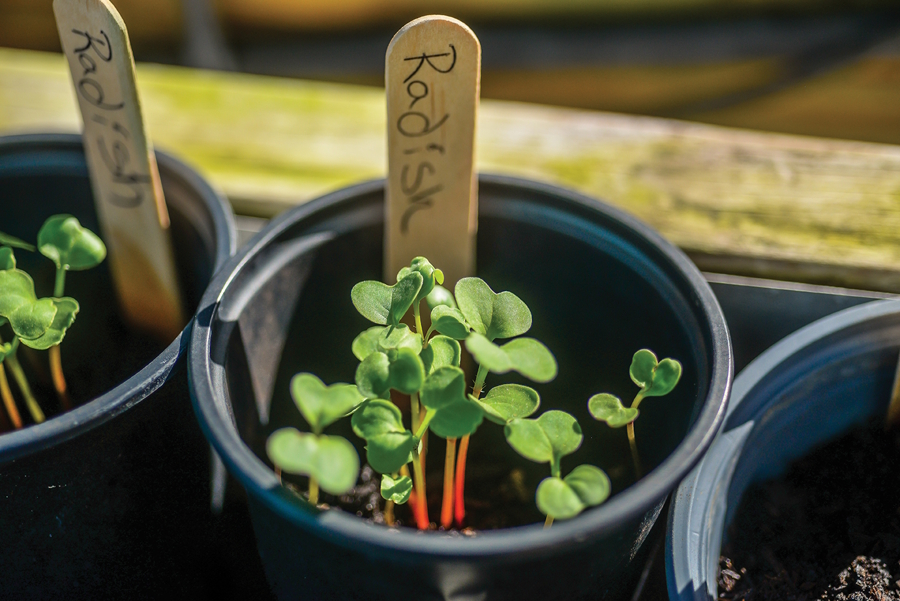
2,0,899,144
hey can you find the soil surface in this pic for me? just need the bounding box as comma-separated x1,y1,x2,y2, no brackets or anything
718,421,900,601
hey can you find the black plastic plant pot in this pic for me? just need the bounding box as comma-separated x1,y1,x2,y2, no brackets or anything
0,134,235,597
189,175,732,601
666,299,900,601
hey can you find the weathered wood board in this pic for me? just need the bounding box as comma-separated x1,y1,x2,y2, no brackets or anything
3,47,900,292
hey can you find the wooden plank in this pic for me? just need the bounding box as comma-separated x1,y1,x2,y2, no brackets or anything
3,47,900,292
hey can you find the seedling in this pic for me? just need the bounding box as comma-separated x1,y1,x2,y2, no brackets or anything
0,216,106,430
270,256,678,531
588,349,682,478
505,410,610,527
266,374,363,504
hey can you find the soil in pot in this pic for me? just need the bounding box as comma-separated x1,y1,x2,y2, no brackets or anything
717,420,900,601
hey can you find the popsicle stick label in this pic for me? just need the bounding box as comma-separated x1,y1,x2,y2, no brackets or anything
53,0,184,340
385,16,480,288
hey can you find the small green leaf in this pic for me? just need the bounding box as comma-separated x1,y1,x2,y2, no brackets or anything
564,464,611,507
420,366,467,410
455,277,532,341
9,298,57,340
385,347,425,395
351,272,423,327
536,477,584,520
19,297,79,350
629,349,683,397
0,247,15,270
267,427,316,475
420,335,460,375
350,400,415,474
588,393,639,428
425,284,457,311
0,231,35,251
430,305,470,340
537,410,583,459
474,384,540,425
536,465,611,520
290,373,364,433
266,428,360,495
397,257,442,304
314,436,361,494
504,418,554,463
366,432,416,474
37,215,106,271
351,399,404,439
352,325,422,361
356,352,392,399
0,269,38,315
429,397,484,439
381,474,413,504
465,333,558,383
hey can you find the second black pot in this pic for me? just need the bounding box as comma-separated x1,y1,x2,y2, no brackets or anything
190,175,732,600
0,134,235,598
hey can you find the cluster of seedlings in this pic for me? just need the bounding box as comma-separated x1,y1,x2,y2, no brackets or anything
0,216,106,431
266,256,681,529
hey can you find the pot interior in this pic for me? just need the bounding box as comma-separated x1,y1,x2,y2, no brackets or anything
218,178,717,528
0,136,224,414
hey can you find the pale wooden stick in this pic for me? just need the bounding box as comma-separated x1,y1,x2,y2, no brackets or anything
385,15,480,288
53,0,184,342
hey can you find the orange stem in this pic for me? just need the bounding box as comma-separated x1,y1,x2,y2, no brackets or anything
441,437,457,528
50,346,71,410
454,434,470,527
0,364,22,430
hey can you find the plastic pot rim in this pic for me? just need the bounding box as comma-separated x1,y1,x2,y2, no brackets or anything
189,174,732,558
0,133,236,462
665,297,900,600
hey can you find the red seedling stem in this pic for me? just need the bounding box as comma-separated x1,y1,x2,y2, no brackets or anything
454,434,470,527
441,437,457,528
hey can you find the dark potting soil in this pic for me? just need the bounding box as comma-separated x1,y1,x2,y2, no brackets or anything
717,421,900,601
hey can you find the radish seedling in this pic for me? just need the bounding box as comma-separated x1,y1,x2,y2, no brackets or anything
588,349,682,477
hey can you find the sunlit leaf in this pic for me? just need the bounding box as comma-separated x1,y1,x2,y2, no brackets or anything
351,272,423,327
266,428,359,495
505,410,582,466
465,333,557,383
430,305,469,340
588,393,638,428
425,284,457,311
420,366,467,410
474,384,540,425
385,347,425,395
19,297,79,350
420,335,460,375
429,397,483,439
289,373,364,434
352,325,422,361
536,476,584,520
397,256,443,304
9,298,56,341
350,400,415,474
629,349,682,397
381,474,413,504
455,277,531,341
37,215,106,271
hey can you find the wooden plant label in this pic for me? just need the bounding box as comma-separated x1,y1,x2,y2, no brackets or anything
53,0,184,341
385,15,481,288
